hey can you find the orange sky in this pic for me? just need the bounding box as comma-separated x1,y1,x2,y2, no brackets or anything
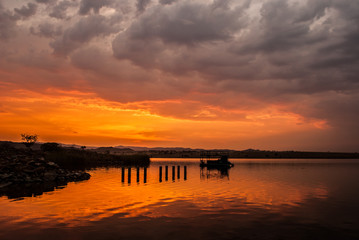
0,86,331,150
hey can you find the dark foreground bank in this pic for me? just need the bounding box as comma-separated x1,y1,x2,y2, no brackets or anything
0,145,90,198
0,143,150,198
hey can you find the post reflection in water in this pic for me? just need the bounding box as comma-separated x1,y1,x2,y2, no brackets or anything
200,166,230,180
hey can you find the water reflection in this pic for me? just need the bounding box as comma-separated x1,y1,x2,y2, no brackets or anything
0,181,68,199
200,166,230,180
0,158,359,240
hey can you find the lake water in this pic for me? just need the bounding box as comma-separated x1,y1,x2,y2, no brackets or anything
1,158,359,240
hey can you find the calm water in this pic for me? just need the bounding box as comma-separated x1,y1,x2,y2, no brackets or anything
1,158,359,240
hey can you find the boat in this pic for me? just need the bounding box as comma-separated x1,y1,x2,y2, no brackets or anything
200,155,234,168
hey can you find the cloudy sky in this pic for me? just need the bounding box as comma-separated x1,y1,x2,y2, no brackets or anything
0,0,358,151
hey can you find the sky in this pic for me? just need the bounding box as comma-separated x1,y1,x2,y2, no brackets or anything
0,0,358,151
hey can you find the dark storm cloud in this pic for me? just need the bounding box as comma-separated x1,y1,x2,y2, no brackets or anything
113,0,359,94
113,1,249,70
51,14,120,56
78,0,114,15
131,1,245,44
30,23,63,38
316,1,359,69
35,0,56,4
159,0,177,5
136,0,151,13
250,0,327,52
231,0,359,88
49,0,76,19
14,3,37,18
0,2,18,40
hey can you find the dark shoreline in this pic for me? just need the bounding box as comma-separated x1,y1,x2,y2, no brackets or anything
1,141,358,159
0,143,150,199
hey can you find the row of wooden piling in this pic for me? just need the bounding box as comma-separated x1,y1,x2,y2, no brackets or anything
120,166,187,184
121,167,147,183
159,166,187,182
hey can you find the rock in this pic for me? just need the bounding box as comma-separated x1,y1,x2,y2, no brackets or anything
0,173,13,179
34,167,45,173
43,171,58,181
27,160,37,166
0,147,91,198
24,169,36,174
47,162,58,167
0,182,12,188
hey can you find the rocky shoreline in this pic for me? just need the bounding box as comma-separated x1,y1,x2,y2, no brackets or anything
0,147,90,198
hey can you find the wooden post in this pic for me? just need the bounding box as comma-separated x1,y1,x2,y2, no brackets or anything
159,166,162,182
184,166,187,180
144,167,147,183
172,166,175,181
128,167,131,184
177,165,180,179
165,166,168,181
136,167,140,183
121,167,125,182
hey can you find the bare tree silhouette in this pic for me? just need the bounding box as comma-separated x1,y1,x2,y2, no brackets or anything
21,133,38,149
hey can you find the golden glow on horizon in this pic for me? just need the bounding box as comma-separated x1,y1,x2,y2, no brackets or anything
0,88,329,149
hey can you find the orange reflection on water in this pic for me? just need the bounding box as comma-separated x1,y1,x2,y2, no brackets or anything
0,164,328,227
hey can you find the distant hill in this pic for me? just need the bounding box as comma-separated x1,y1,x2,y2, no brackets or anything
94,147,134,154
114,145,232,152
1,141,358,159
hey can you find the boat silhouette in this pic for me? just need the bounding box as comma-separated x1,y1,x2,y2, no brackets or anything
200,155,234,168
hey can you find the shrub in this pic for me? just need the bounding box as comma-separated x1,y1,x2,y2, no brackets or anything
21,134,38,148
